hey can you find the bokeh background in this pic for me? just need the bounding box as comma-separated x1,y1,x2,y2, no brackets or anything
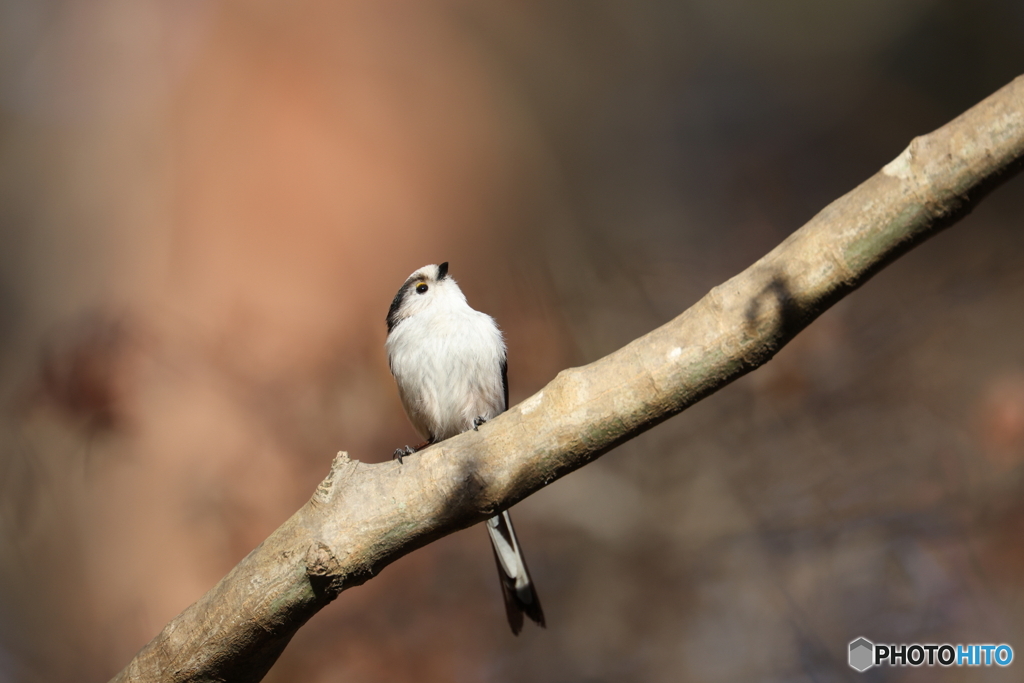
1,1,1023,681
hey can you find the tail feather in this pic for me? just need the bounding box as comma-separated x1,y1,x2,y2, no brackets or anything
486,510,545,635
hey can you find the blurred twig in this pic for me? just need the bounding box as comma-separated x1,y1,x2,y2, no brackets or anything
111,75,1024,683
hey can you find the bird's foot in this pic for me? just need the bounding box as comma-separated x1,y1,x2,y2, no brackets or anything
472,416,488,431
393,445,416,464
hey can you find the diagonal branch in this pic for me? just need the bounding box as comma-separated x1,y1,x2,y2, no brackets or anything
111,75,1024,683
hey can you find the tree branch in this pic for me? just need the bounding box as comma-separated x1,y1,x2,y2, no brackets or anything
111,75,1024,683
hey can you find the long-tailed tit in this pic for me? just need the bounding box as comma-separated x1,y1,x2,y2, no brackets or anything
385,262,545,635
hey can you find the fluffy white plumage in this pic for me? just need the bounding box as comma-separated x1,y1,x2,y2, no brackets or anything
385,265,505,441
385,262,545,635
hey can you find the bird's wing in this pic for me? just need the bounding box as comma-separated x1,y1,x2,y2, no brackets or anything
500,358,508,412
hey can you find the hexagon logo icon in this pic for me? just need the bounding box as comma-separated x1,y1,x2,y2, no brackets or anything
849,637,874,672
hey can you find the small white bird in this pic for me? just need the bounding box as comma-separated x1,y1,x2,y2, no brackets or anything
385,262,545,635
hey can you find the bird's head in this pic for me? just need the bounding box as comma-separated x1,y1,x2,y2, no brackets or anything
386,262,467,332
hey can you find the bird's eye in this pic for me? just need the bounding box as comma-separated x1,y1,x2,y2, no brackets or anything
416,283,428,294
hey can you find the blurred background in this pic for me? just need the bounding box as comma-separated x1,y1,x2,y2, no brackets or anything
0,1,1023,681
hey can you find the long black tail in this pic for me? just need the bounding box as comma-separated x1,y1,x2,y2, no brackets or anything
486,510,545,635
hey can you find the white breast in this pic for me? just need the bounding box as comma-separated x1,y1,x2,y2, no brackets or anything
387,304,506,442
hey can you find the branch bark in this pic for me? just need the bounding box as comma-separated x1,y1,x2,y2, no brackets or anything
111,75,1024,683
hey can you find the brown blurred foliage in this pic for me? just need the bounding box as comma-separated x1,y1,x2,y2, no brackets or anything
0,1,1023,681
